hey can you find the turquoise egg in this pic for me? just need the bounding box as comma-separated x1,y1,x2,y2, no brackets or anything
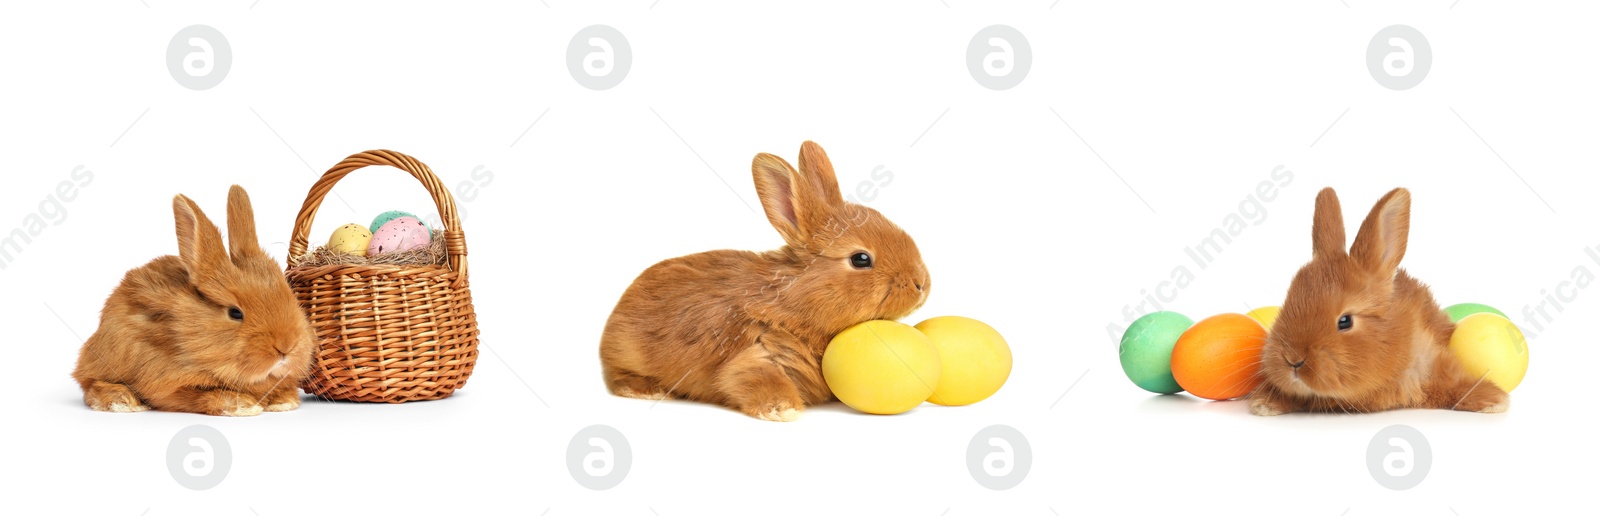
370,210,419,234
1443,303,1507,323
1119,311,1195,394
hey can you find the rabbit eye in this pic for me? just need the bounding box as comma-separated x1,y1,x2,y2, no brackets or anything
1337,314,1352,331
850,252,873,269
228,307,244,321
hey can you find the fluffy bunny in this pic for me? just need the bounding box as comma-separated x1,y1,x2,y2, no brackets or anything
72,185,315,416
600,141,931,421
1250,187,1509,416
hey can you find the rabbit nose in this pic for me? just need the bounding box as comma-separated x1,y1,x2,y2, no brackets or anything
914,282,923,292
1288,359,1306,370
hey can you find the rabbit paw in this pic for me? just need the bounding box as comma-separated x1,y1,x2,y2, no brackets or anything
1249,397,1288,417
96,400,150,413
1455,389,1510,414
220,403,265,417
614,388,671,401
751,403,801,422
263,387,302,412
208,391,264,417
1476,399,1510,414
84,383,150,413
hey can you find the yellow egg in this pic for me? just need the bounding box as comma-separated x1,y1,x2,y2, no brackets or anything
1246,306,1281,331
823,320,942,415
1449,313,1529,392
327,223,373,257
914,316,1011,406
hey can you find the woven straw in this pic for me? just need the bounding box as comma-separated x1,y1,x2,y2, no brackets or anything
285,150,479,403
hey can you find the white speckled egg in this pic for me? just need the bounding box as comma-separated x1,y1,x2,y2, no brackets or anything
367,216,431,255
327,223,373,256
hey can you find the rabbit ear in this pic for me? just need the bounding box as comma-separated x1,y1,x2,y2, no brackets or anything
1350,188,1411,275
1311,187,1347,259
753,152,808,247
225,185,262,260
796,141,845,210
754,142,850,248
173,194,229,276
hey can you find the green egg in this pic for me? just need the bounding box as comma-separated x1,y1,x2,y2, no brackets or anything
1443,303,1507,323
1119,311,1194,394
370,210,419,234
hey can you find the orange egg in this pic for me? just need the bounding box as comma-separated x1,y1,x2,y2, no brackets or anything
1170,313,1267,401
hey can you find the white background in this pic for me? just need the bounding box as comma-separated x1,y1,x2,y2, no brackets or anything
2,1,1596,515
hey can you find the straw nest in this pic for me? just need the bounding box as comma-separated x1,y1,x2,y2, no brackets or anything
291,230,448,268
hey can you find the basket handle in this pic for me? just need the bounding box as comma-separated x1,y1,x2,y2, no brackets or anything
286,150,468,282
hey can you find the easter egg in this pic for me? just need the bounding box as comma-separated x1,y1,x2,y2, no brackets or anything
1119,311,1194,394
914,316,1011,406
326,223,373,256
1443,303,1507,323
1246,306,1282,331
367,216,432,256
823,320,942,415
369,210,419,234
1170,313,1267,401
1449,313,1529,392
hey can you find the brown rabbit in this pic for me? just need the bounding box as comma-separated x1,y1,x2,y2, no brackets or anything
600,141,931,421
1250,187,1509,416
72,185,315,416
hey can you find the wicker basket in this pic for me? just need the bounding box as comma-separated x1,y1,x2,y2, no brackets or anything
285,150,480,403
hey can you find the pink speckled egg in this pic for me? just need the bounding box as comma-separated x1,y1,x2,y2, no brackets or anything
367,216,431,255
